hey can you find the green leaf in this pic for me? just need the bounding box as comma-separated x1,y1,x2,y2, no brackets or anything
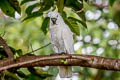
0,0,15,17
64,17,80,35
0,46,20,59
25,3,40,15
8,0,21,14
60,60,67,64
65,0,86,21
41,17,50,35
4,70,21,80
62,11,67,18
16,71,28,78
39,0,54,12
28,67,52,78
20,0,34,5
23,11,43,21
113,11,120,27
109,0,116,6
16,49,22,56
65,0,83,11
68,17,87,28
77,11,86,22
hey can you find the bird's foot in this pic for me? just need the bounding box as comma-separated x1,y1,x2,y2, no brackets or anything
50,52,67,56
60,52,67,55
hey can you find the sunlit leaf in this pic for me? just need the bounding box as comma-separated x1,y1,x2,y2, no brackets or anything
65,0,83,11
65,17,80,35
68,17,87,28
65,0,86,21
23,11,43,21
25,3,40,15
77,11,86,22
41,17,50,35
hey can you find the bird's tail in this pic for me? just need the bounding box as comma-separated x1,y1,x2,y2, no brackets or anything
58,66,72,78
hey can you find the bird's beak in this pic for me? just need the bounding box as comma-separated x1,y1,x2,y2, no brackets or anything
51,18,57,24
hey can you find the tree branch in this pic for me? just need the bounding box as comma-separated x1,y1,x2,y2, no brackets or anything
0,37,14,60
91,2,108,9
0,54,120,71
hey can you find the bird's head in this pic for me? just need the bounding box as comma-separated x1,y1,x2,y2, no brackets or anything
48,11,62,25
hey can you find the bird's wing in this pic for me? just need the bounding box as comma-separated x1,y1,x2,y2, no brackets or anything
49,29,59,53
62,25,74,54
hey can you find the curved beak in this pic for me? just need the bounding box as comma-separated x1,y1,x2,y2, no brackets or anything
51,18,57,24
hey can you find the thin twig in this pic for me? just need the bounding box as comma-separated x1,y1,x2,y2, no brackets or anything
91,3,108,9
25,43,51,54
76,8,84,13
30,42,35,54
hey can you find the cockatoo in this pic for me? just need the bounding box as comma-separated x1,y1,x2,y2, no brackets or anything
48,11,74,78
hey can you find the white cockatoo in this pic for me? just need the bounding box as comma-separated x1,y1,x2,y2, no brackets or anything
48,11,74,78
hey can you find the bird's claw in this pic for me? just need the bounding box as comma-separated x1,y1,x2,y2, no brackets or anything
49,52,67,56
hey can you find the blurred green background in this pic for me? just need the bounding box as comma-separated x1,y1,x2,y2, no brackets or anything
0,0,120,80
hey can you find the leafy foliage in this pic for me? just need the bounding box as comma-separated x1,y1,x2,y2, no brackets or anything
65,17,80,35
109,0,116,6
25,3,40,15
20,0,34,5
20,0,87,35
39,0,54,12
65,0,83,11
0,0,21,17
0,0,87,35
8,0,21,14
23,11,43,21
0,0,15,17
41,17,50,35
68,17,87,28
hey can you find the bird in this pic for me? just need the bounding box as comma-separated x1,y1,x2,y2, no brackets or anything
48,11,74,78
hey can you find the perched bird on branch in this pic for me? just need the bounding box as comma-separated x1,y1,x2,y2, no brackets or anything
48,11,74,78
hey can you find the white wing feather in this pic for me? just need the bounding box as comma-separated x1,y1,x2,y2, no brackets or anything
62,24,74,54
